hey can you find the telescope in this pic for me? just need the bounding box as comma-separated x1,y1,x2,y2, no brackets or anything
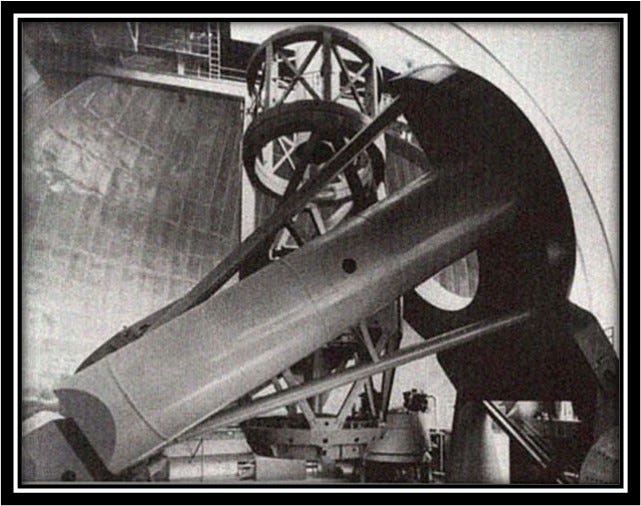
22,25,619,485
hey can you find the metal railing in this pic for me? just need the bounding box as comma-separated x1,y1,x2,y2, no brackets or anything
179,63,246,83
138,34,211,58
132,26,247,85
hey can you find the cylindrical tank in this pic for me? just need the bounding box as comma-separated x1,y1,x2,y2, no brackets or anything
364,411,427,464
363,411,429,483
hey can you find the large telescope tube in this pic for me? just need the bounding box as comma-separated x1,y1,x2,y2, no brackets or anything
56,65,574,474
56,169,516,473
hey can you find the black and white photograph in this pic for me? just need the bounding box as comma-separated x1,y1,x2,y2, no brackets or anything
9,7,634,500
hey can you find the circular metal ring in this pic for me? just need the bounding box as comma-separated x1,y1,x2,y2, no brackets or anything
246,25,383,99
242,101,385,201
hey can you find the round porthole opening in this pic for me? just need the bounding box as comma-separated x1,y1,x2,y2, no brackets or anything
342,258,357,274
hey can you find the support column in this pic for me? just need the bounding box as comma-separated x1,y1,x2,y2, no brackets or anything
447,397,510,483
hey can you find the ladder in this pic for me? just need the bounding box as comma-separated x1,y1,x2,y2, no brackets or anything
207,22,222,80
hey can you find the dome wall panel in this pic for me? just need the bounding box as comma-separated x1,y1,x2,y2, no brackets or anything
22,73,243,401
